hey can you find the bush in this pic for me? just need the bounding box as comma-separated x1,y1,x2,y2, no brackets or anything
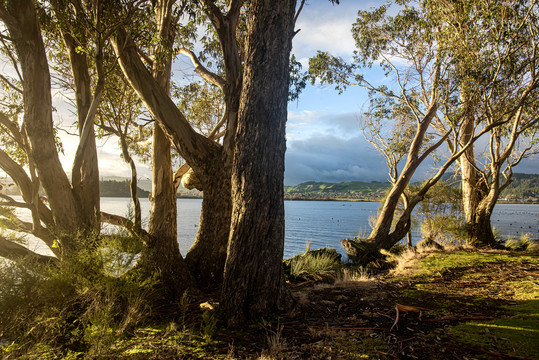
284,249,341,281
0,232,155,359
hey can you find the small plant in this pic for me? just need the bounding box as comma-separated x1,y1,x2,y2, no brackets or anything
260,321,287,359
288,251,340,281
335,266,373,283
505,233,539,251
201,310,218,341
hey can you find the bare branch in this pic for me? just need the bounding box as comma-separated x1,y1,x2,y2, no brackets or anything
0,234,58,265
178,48,226,90
0,73,22,93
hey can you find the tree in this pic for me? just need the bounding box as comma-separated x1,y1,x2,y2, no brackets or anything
219,0,297,326
438,0,539,246
111,0,246,289
310,0,507,263
0,0,103,258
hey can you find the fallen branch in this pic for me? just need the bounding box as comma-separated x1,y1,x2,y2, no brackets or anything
390,304,433,331
308,325,391,331
0,234,57,265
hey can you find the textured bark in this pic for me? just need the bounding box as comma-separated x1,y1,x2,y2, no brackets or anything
467,203,497,247
220,0,296,327
0,0,80,247
458,102,482,225
67,42,101,231
185,166,231,288
51,0,101,231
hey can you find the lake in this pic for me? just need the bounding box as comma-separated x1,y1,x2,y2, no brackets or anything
99,198,539,259
11,197,539,258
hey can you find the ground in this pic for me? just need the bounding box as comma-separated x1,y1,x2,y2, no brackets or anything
270,250,538,359
1,249,537,359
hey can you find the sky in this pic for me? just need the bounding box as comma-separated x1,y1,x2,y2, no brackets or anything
40,0,539,185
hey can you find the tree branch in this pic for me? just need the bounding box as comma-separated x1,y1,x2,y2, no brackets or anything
178,48,226,90
0,234,58,265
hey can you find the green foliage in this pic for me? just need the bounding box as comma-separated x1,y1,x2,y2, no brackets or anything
504,233,539,252
416,180,467,245
0,233,154,358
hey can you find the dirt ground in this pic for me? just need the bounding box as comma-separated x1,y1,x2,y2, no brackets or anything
222,251,538,360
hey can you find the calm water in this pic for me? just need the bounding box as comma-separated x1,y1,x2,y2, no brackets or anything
13,197,539,258
99,198,539,259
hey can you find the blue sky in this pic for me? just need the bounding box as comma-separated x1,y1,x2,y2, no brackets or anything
48,0,538,185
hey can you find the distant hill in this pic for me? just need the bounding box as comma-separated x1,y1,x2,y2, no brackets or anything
284,180,391,201
284,173,539,202
100,180,150,198
99,179,202,198
500,173,539,200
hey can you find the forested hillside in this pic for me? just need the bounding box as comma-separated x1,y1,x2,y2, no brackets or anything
285,180,391,200
284,173,539,202
500,173,539,200
99,180,150,198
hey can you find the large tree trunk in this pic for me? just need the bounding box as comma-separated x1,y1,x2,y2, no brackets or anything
465,169,500,247
185,166,231,289
1,0,81,252
458,109,481,225
220,0,296,327
67,42,101,232
467,204,497,247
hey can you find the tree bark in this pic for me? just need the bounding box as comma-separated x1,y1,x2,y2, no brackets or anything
52,0,101,232
130,0,192,299
220,0,296,327
185,165,231,289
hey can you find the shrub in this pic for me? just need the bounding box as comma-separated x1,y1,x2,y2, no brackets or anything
286,250,341,281
0,232,155,358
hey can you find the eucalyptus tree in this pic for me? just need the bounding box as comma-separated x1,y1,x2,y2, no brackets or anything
112,0,325,325
0,0,105,258
309,1,507,262
435,0,539,246
96,72,151,234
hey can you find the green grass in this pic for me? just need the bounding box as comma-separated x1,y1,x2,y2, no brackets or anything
288,252,340,280
416,251,539,276
398,250,539,359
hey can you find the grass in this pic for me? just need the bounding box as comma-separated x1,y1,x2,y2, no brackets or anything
390,248,539,359
286,249,341,281
2,236,538,359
